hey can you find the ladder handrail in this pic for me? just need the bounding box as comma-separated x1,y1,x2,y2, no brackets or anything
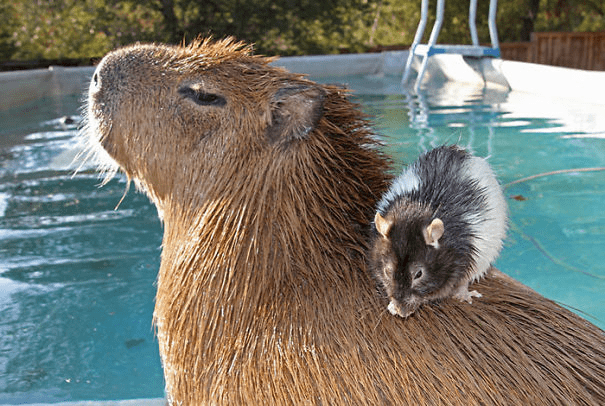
412,0,430,49
427,0,445,47
488,0,499,49
402,0,501,91
402,0,430,85
469,0,479,46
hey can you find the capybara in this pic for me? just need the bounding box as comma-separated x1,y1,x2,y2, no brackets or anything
370,145,508,318
84,38,605,405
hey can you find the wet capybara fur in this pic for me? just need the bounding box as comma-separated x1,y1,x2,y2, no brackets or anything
85,38,605,405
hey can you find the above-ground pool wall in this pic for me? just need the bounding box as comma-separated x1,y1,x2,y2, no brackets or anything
274,50,409,78
499,59,605,105
1,50,604,110
0,66,95,111
0,51,410,112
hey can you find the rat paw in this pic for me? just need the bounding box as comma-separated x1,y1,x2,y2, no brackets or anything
388,300,415,318
454,289,482,304
469,290,482,299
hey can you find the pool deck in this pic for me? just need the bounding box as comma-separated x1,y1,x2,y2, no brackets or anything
1,50,604,406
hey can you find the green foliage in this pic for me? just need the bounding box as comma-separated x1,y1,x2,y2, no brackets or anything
497,0,605,42
4,0,166,61
0,1,18,58
168,0,378,56
9,0,105,60
535,0,605,33
0,0,603,62
495,0,532,42
365,0,418,47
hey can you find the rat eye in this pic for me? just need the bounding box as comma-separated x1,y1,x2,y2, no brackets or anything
178,86,226,107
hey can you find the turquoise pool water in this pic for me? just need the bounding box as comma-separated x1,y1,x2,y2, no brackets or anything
0,76,604,403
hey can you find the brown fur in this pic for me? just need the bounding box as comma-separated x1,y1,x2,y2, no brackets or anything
85,38,605,405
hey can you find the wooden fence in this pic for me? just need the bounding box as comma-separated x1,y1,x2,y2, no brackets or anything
500,32,605,71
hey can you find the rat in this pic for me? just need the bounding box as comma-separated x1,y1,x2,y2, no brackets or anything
369,145,507,318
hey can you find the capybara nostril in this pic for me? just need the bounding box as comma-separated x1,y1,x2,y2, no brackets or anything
89,68,101,94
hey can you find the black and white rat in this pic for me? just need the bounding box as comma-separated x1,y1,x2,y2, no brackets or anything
369,145,507,318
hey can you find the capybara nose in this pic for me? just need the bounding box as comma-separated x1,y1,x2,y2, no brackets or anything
89,57,117,97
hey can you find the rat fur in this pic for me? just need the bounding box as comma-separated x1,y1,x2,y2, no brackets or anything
370,145,508,318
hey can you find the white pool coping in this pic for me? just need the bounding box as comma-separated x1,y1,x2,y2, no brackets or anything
1,50,604,405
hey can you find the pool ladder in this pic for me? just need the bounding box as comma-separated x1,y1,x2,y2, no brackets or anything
402,0,501,92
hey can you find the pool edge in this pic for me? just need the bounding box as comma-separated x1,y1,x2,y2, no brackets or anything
2,51,605,111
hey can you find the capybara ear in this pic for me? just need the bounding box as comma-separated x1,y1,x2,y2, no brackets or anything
266,84,326,143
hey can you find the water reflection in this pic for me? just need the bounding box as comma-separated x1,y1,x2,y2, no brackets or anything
0,101,165,402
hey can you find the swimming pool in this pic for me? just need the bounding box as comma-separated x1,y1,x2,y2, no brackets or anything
0,72,603,403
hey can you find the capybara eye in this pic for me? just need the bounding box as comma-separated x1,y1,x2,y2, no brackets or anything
178,86,226,107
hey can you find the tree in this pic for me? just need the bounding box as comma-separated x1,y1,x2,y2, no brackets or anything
535,0,605,33
3,0,166,61
0,1,18,59
1,0,603,62
156,0,379,55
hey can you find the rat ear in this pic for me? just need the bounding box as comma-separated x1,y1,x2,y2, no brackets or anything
423,218,444,247
375,212,393,238
266,84,326,143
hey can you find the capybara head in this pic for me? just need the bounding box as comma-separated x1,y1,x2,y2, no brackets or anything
86,38,343,216
85,38,605,405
